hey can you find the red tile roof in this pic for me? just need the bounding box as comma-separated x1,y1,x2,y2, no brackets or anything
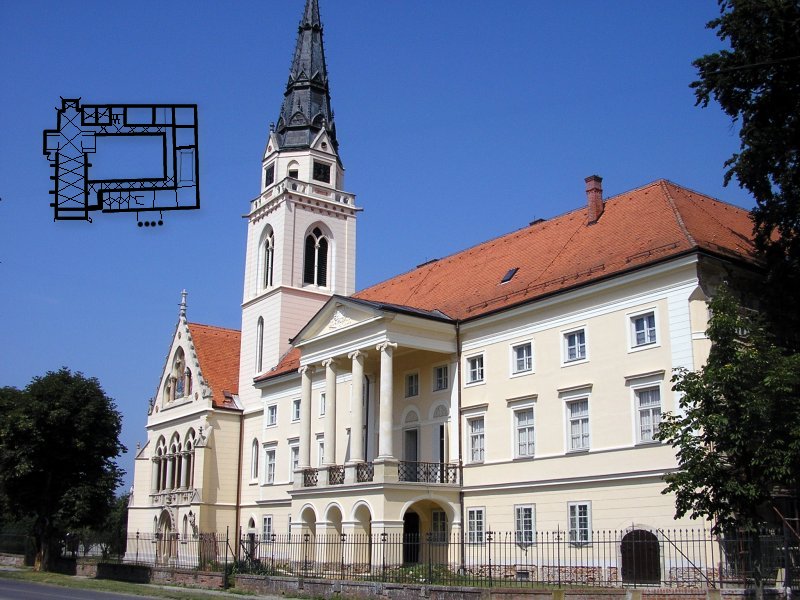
187,323,241,409
257,180,756,382
354,180,756,320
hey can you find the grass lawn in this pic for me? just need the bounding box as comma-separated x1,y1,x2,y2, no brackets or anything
0,567,258,599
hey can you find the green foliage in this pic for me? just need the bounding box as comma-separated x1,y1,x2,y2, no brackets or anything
0,368,126,569
657,286,800,534
692,0,800,340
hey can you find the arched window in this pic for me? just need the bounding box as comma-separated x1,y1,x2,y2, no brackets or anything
169,434,181,490
262,230,275,289
251,439,260,480
182,515,188,538
255,317,264,373
303,227,329,287
156,437,167,491
184,429,196,489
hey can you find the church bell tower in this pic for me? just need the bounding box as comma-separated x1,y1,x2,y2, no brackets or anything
238,0,359,409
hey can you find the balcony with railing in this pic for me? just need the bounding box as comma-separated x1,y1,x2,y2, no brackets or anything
302,468,318,488
251,177,356,214
328,465,345,485
398,461,460,484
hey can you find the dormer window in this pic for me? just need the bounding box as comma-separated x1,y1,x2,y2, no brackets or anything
303,227,329,287
264,163,275,188
312,161,331,183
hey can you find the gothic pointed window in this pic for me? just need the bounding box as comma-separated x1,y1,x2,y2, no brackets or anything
262,230,275,289
303,227,329,287
256,317,264,373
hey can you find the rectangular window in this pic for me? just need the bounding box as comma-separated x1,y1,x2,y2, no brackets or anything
564,330,586,362
632,312,657,347
262,515,273,538
515,408,535,457
467,508,485,544
290,445,299,477
313,161,331,183
568,502,591,543
292,399,301,422
469,417,485,463
637,387,662,442
567,399,590,450
265,449,276,484
432,510,447,543
433,365,448,391
318,439,325,467
267,404,277,426
319,393,326,416
264,164,275,187
467,355,484,384
512,342,533,374
405,372,419,398
515,505,535,545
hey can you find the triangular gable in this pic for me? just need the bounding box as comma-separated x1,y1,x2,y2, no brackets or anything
292,295,385,346
263,131,281,160
310,129,336,156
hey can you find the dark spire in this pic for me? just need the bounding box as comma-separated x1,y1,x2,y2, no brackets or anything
274,0,338,154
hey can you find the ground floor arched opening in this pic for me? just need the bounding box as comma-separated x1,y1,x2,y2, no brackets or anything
156,510,176,564
351,503,373,572
621,529,661,584
401,499,454,566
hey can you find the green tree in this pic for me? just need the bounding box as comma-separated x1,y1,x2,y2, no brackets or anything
657,286,800,594
0,368,125,571
692,0,800,342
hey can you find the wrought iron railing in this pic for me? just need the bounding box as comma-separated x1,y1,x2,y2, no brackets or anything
302,468,318,488
328,465,345,485
356,461,374,482
398,461,459,484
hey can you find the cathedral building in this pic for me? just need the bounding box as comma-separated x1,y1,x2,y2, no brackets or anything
127,0,757,563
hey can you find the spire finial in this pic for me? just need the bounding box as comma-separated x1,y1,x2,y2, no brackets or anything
179,289,187,319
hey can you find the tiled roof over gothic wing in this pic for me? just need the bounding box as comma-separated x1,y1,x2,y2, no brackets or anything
274,0,338,154
254,347,301,383
187,323,241,409
354,180,756,320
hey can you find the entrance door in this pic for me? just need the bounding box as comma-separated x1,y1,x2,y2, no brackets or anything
621,529,661,584
403,512,421,564
404,429,419,481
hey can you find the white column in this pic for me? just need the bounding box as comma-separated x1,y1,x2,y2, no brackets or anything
376,341,397,459
448,356,460,464
299,366,314,468
322,358,337,465
348,350,366,463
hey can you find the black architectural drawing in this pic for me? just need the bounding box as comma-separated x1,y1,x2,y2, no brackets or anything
43,98,200,225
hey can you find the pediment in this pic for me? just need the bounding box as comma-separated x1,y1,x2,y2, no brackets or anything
294,297,383,345
311,129,335,155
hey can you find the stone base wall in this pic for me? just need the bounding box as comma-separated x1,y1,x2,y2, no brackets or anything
0,553,24,567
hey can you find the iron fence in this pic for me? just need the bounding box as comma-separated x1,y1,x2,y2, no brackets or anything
398,461,460,484
0,533,33,556
64,528,799,589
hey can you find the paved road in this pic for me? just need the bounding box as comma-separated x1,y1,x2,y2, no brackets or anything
0,578,161,600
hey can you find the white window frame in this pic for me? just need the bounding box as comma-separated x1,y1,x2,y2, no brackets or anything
628,309,659,351
562,327,588,365
291,398,301,422
405,371,419,398
510,341,534,376
263,446,276,485
467,507,485,544
568,501,592,544
635,385,662,444
514,406,536,458
316,434,324,467
432,364,449,392
465,354,485,385
467,416,485,463
515,504,535,546
262,515,273,539
319,392,326,417
266,404,278,427
289,443,300,479
565,397,590,452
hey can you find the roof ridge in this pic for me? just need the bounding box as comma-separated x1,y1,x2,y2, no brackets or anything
659,180,697,247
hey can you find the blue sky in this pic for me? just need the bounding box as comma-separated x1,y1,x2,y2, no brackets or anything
0,1,749,491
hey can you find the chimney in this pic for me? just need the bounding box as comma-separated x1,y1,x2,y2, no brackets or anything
585,175,604,225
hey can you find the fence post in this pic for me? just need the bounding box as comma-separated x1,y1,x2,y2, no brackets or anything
426,532,432,584
135,531,139,565
223,526,229,589
381,532,387,581
271,533,276,574
303,532,310,575
487,530,493,587
556,528,562,588
341,533,346,580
